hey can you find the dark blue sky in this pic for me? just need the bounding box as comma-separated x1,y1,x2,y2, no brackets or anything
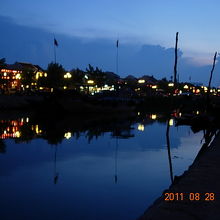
0,0,220,85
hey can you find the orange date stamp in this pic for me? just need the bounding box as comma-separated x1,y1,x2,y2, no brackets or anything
164,192,215,201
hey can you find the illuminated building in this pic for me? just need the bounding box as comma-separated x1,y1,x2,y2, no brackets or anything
0,68,22,92
0,62,46,92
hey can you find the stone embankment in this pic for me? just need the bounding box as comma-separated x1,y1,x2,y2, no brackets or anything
138,132,220,220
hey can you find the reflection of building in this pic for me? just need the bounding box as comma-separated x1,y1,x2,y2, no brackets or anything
0,118,42,140
0,120,23,139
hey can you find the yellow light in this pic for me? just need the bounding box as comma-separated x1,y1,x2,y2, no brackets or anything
26,85,29,88
15,73,21,79
35,125,39,134
63,86,67,89
183,84,189,89
3,72,7,77
138,112,140,116
87,80,94,84
15,131,21,138
138,124,145,131
168,83,174,87
64,132,72,139
138,79,145,84
151,114,157,120
64,72,72,79
44,73,47,77
26,117,29,123
152,85,157,89
204,87,208,91
39,87,43,90
169,119,174,126
196,111,199,115
36,73,39,80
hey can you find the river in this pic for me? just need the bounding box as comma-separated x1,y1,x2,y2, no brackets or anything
0,112,203,220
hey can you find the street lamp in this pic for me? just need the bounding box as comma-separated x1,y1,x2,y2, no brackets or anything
64,72,72,79
138,79,145,84
168,83,174,87
87,80,94,84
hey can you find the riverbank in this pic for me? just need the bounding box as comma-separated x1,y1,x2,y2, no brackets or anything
0,93,207,113
138,131,220,220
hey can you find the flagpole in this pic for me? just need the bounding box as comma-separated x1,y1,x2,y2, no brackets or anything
54,43,56,64
116,39,119,76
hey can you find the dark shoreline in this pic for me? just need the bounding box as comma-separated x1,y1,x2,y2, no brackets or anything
0,93,208,113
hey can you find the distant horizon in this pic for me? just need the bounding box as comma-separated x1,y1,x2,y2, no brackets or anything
2,58,219,88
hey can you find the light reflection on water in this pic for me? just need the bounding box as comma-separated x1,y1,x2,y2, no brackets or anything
0,115,203,220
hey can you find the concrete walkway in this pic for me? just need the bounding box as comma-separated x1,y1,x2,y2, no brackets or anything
138,132,220,220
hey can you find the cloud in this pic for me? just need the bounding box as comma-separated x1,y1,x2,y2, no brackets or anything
0,15,219,86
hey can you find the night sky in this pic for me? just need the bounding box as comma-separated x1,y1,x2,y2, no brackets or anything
1,0,220,85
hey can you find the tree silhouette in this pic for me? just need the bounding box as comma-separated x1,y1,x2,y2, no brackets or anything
0,58,6,69
40,62,65,89
70,68,85,88
21,68,35,87
86,64,106,87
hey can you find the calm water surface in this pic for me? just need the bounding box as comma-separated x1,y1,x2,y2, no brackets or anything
0,114,203,220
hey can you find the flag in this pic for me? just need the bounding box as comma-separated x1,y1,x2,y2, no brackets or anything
116,39,119,48
54,38,58,47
